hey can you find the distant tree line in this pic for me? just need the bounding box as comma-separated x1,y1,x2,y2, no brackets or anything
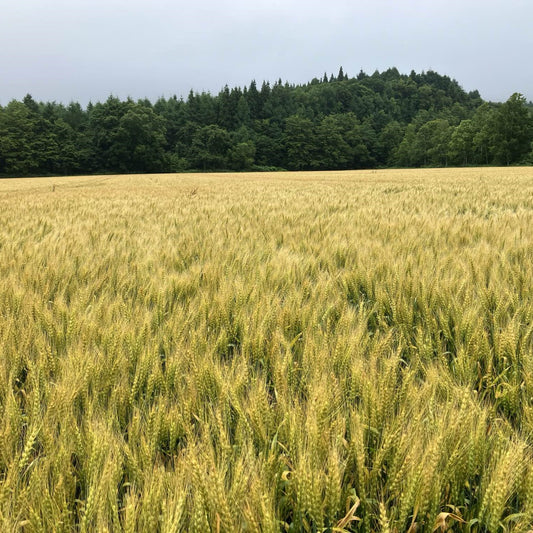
0,67,532,176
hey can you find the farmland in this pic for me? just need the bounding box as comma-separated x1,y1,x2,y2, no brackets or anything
1,168,533,531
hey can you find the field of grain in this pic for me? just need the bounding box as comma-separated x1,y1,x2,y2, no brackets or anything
1,168,533,532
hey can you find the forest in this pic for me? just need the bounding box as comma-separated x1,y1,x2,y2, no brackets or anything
0,67,532,176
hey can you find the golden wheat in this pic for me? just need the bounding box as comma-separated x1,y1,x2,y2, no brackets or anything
0,168,532,531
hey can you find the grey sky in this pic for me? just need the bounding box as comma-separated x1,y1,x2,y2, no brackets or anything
0,0,531,106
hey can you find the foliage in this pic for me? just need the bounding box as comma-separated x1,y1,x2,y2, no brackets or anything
2,69,531,177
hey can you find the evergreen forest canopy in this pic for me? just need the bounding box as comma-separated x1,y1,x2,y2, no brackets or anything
0,67,532,177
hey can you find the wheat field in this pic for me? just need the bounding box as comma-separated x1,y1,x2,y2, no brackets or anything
1,168,533,532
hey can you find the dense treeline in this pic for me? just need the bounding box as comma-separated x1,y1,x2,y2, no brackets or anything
0,67,532,176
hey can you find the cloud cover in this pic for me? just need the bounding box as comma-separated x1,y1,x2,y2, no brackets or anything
0,0,531,105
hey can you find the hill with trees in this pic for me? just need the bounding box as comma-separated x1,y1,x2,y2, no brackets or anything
0,68,532,176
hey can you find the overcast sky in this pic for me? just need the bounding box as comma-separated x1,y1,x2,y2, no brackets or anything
0,0,531,107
